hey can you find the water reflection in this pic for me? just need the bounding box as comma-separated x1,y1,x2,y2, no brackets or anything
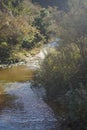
0,65,33,82
0,93,16,111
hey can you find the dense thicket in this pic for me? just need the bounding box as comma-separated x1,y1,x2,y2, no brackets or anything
0,0,57,63
35,0,87,129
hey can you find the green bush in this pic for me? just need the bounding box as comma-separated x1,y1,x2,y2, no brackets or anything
0,42,11,63
33,9,50,42
35,43,87,129
64,86,87,130
35,43,81,98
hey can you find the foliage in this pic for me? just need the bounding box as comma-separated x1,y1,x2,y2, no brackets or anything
35,44,87,129
0,0,53,63
0,41,11,63
35,43,81,97
0,0,87,129
0,0,23,16
34,0,87,129
33,9,50,42
65,86,87,130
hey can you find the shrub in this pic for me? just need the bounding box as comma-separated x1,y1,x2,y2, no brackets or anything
35,43,87,129
0,42,11,63
64,86,87,130
35,43,81,98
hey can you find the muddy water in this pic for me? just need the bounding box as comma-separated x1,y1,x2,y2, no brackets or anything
0,65,59,130
0,65,33,82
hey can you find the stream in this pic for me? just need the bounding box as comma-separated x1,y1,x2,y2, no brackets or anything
0,65,60,130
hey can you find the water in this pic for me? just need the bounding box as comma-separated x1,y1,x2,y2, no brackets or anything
0,65,59,130
37,40,59,60
0,65,33,82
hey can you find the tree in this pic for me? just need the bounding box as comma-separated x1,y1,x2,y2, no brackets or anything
0,0,23,16
33,9,50,42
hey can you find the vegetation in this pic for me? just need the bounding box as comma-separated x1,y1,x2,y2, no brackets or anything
1,0,87,129
34,0,87,129
0,0,57,64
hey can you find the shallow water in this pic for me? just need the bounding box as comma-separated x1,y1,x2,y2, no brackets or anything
0,66,59,130
0,65,33,82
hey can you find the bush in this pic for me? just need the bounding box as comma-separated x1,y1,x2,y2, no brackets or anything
35,43,81,98
35,43,87,129
0,42,11,63
64,86,87,130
